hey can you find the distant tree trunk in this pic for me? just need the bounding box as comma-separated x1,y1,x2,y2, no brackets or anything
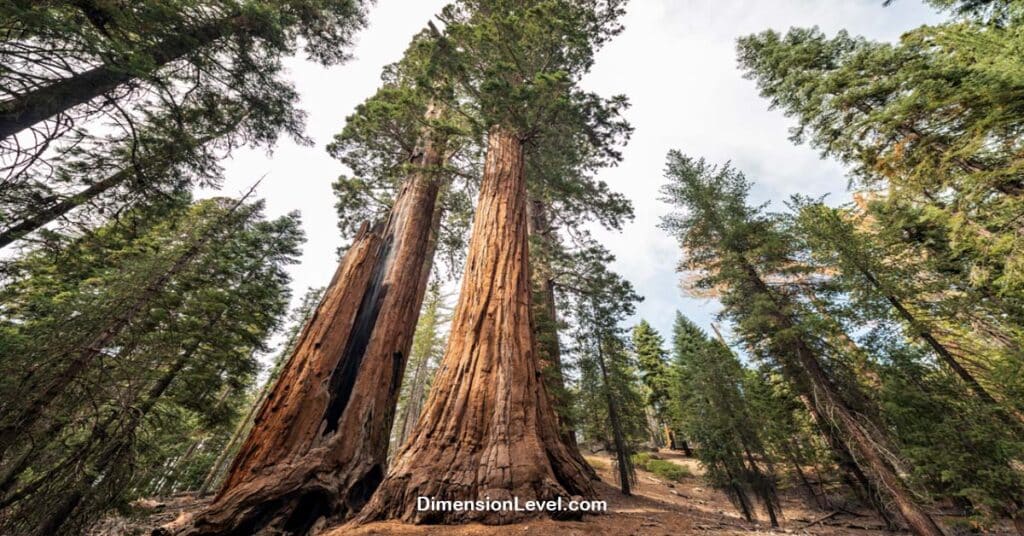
356,126,595,525
396,343,431,449
783,439,829,511
527,195,597,479
743,264,945,536
724,462,754,522
596,337,632,495
742,447,779,527
161,137,445,535
643,407,662,448
0,20,232,139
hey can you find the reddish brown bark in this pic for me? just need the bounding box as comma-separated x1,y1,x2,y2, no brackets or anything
356,126,595,525
159,146,444,535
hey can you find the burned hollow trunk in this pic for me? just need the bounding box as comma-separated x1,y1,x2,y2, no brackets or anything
159,144,445,536
356,126,596,525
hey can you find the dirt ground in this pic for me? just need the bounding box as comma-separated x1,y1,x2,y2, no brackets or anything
100,449,1018,535
338,450,903,536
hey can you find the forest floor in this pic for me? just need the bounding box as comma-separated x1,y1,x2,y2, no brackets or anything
96,449,1018,535
340,449,903,536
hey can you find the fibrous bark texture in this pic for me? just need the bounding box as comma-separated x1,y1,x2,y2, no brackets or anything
356,127,596,526
159,148,443,536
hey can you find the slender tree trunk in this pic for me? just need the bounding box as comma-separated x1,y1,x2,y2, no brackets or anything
743,265,945,536
784,439,829,510
396,344,431,449
526,195,597,479
662,423,675,450
356,126,595,525
724,462,754,522
868,269,1024,428
162,134,445,535
32,333,201,535
742,447,779,527
0,192,249,459
0,127,230,249
596,337,632,495
0,20,232,139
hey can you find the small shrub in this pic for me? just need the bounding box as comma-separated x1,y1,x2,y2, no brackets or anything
645,459,690,482
631,452,654,467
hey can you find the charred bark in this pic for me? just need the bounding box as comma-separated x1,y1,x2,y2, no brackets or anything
356,126,595,525
160,142,444,535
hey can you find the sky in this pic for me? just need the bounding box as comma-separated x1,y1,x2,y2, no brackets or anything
201,0,945,354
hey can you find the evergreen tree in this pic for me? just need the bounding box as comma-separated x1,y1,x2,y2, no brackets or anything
670,314,781,526
390,280,450,453
0,195,302,534
358,0,630,524
568,262,644,494
660,152,946,535
736,18,1024,326
631,320,672,448
0,0,368,250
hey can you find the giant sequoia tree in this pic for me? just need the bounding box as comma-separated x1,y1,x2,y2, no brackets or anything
160,32,461,536
356,0,628,524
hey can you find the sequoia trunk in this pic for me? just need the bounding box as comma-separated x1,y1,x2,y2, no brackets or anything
356,126,596,525
160,142,444,535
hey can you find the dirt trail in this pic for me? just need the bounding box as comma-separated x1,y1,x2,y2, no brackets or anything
337,449,903,536
96,449,1018,535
